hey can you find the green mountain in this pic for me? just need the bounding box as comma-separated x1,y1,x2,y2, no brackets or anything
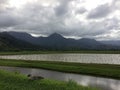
0,32,41,51
7,31,112,50
0,31,119,51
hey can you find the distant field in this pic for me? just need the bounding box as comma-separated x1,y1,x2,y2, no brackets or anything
0,59,120,79
0,50,120,55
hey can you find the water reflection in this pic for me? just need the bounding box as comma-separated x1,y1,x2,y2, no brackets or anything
0,66,120,90
0,54,120,64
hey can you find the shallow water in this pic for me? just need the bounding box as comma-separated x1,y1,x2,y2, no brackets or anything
0,54,120,64
0,66,120,90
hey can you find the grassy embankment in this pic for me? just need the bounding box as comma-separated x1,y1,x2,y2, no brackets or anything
0,70,98,90
0,59,120,79
0,50,120,55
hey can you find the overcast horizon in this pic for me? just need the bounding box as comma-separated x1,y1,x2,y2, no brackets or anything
0,0,120,40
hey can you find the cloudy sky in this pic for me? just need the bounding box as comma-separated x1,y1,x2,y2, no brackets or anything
0,0,120,40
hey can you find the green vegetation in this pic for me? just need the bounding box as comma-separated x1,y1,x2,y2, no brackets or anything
0,59,120,79
1,50,120,55
0,70,98,90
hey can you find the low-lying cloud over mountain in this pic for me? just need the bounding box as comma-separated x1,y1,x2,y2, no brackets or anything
0,0,120,40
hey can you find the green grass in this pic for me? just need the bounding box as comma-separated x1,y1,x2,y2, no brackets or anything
0,70,98,90
0,59,120,79
1,50,120,55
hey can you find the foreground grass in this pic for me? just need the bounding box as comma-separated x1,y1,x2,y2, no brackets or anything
0,70,98,90
1,50,120,55
0,59,120,79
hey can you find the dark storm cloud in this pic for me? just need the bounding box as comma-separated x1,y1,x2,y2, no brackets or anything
87,4,112,19
0,7,22,28
0,15,19,27
75,8,87,14
54,0,73,16
0,0,23,28
0,14,21,28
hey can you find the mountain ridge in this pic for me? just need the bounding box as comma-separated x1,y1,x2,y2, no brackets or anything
0,32,41,51
0,31,120,50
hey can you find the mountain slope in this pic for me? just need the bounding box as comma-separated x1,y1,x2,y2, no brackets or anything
0,32,41,51
101,40,120,46
6,31,112,50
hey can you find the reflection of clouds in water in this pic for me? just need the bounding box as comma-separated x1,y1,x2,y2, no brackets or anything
30,69,68,81
0,66,32,75
66,74,91,86
62,73,120,90
99,78,118,90
0,66,120,90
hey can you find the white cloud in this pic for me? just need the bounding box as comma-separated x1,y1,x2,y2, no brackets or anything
0,0,120,40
